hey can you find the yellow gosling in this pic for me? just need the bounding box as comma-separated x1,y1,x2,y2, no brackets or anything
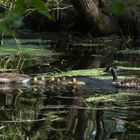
56,78,61,83
41,76,45,81
47,77,55,83
69,78,85,85
33,77,45,84
33,77,38,82
61,77,70,85
62,77,66,81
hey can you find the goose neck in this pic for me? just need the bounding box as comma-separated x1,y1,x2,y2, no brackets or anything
111,68,118,81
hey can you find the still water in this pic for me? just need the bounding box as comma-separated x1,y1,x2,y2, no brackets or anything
0,35,140,140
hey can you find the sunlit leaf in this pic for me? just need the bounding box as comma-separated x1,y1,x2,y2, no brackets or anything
31,0,52,19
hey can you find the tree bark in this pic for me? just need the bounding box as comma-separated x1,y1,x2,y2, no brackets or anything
71,0,113,35
0,32,4,45
0,4,6,45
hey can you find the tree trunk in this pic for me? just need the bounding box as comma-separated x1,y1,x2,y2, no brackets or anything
71,0,113,35
0,32,4,45
0,4,6,45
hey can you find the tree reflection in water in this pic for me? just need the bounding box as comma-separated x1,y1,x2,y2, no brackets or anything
0,82,140,140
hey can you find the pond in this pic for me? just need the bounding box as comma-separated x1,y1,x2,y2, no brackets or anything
0,33,140,140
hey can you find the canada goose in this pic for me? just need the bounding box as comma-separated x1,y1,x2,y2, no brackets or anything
104,66,140,88
0,73,31,84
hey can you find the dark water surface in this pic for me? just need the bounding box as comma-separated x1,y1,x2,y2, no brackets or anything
0,35,140,140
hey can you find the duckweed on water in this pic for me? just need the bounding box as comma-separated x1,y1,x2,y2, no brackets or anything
118,66,140,71
51,68,104,77
117,49,140,54
85,93,140,103
0,43,56,71
0,44,54,57
51,68,135,80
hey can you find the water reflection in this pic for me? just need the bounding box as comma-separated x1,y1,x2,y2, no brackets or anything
0,81,139,140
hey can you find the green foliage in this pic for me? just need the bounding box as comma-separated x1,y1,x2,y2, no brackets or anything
111,1,125,16
31,0,52,19
14,0,25,13
4,13,23,30
110,0,139,16
0,0,51,32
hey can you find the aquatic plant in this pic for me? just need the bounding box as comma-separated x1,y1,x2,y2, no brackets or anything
0,43,54,71
85,93,140,104
51,68,103,77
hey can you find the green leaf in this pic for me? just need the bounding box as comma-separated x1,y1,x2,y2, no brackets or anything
0,22,8,32
5,12,23,30
111,2,125,16
14,0,25,13
31,0,52,19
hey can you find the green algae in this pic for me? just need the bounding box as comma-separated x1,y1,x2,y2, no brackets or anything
85,93,140,103
51,68,136,79
51,68,104,77
0,44,54,57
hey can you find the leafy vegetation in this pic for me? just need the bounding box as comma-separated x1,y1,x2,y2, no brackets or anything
0,0,51,32
110,0,139,16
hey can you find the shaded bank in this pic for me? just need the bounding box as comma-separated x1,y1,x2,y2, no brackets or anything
23,0,140,38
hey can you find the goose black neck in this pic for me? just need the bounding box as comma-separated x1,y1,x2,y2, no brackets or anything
111,67,118,81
